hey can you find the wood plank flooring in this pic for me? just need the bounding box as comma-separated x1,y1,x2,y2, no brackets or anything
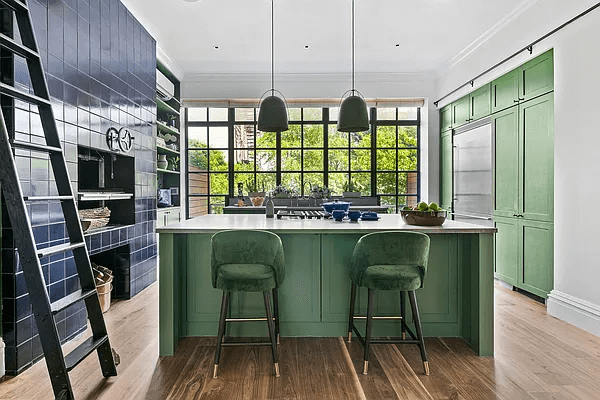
2,281,600,399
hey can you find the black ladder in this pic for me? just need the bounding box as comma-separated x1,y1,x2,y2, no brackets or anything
0,1,118,399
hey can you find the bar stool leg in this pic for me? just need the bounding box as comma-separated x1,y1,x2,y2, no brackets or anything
408,291,429,375
363,288,375,375
272,288,280,344
348,283,357,343
263,291,280,377
213,291,230,378
400,290,407,340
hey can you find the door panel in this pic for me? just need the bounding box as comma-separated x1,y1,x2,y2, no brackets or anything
522,50,554,101
519,220,553,298
492,69,520,113
470,83,491,121
452,95,471,128
493,107,519,218
440,105,452,132
440,132,453,210
494,216,518,285
520,94,554,222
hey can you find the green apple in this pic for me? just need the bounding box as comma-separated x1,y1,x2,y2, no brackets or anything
402,206,412,211
428,202,440,211
417,201,429,211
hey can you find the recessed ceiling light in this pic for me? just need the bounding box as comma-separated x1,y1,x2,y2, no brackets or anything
304,45,309,49
395,44,400,47
182,0,201,2
214,46,219,50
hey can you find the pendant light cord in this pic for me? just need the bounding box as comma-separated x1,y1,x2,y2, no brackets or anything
271,0,275,95
352,0,355,93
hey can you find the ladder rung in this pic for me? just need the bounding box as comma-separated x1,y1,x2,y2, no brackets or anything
11,140,63,154
24,195,73,202
64,335,108,372
50,289,97,315
37,242,85,258
0,82,51,106
0,33,39,60
0,0,28,12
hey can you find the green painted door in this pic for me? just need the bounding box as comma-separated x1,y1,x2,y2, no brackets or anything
452,95,470,128
492,69,520,113
469,83,491,121
520,93,554,222
521,49,554,102
440,104,452,132
519,220,553,298
494,216,519,286
493,106,519,218
440,131,453,211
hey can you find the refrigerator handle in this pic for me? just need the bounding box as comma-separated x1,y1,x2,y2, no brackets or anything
452,144,458,211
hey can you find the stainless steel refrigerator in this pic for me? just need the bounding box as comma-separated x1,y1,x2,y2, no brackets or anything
452,119,494,226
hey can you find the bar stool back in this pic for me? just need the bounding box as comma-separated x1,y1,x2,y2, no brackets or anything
211,229,285,378
348,231,431,375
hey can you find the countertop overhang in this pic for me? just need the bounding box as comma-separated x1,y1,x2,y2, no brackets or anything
157,214,497,234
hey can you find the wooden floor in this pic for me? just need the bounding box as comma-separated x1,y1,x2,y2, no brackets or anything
2,281,600,399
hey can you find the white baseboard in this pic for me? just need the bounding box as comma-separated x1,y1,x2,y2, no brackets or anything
0,337,5,378
547,290,600,337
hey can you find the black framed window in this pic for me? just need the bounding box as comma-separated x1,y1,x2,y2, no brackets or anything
185,105,420,216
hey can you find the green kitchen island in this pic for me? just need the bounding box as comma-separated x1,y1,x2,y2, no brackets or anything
157,214,496,357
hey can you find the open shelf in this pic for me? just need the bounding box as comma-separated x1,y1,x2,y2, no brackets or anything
158,168,180,175
157,121,180,136
157,145,179,156
157,98,180,116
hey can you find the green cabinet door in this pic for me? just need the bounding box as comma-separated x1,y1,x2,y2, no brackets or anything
469,83,491,121
493,106,519,218
520,93,554,222
452,95,471,128
521,49,554,102
494,216,519,286
440,131,453,210
492,69,520,114
440,104,452,132
519,220,553,298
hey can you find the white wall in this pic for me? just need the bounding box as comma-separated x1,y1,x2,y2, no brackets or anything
436,0,600,336
182,71,439,202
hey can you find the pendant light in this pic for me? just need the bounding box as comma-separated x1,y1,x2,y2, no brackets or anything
337,0,369,132
258,0,289,132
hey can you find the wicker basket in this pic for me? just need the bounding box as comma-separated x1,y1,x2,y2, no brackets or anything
79,207,111,232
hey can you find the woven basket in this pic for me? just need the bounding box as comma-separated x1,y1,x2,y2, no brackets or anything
79,207,111,232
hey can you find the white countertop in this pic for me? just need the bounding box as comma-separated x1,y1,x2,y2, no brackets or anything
157,214,496,234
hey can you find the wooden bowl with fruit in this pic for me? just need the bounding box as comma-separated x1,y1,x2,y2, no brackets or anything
400,202,447,226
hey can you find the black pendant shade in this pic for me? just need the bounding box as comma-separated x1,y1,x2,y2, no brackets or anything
337,94,369,132
258,94,289,132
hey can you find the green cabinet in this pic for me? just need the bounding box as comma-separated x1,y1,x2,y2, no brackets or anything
469,83,492,121
494,216,519,286
451,95,471,128
492,106,519,218
440,104,452,132
492,49,553,113
440,131,453,210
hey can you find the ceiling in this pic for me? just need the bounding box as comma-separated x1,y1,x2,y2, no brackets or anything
120,0,533,77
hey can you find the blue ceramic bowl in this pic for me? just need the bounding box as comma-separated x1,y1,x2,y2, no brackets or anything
322,201,352,214
347,210,361,221
332,210,346,221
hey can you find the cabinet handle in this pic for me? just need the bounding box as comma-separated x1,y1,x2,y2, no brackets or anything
519,97,525,101
514,99,520,103
512,214,518,217
164,214,168,226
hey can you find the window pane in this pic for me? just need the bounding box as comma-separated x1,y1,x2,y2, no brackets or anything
188,126,207,147
234,150,254,171
398,195,418,209
328,126,348,147
351,131,370,148
329,107,339,121
234,173,255,194
188,150,208,171
188,173,208,194
303,150,324,171
328,173,349,196
210,196,225,214
209,108,228,121
304,173,324,190
281,149,301,171
235,108,254,121
351,150,370,171
329,149,349,171
234,125,254,149
398,149,417,171
209,126,228,148
377,173,396,194
256,130,276,148
376,150,395,171
209,149,228,171
256,173,276,192
188,107,207,121
351,173,371,196
210,174,229,195
288,108,302,121
377,126,395,148
303,108,322,121
281,173,301,191
282,125,301,148
304,125,324,148
398,107,417,120
398,172,418,195
398,126,417,148
189,196,208,218
380,196,397,213
377,108,396,120
256,150,276,171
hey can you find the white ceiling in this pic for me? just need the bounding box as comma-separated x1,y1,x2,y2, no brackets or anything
120,0,533,77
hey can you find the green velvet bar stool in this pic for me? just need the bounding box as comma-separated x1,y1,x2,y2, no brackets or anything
347,231,431,375
211,229,285,378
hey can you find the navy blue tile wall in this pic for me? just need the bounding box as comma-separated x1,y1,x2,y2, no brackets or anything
1,0,157,375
